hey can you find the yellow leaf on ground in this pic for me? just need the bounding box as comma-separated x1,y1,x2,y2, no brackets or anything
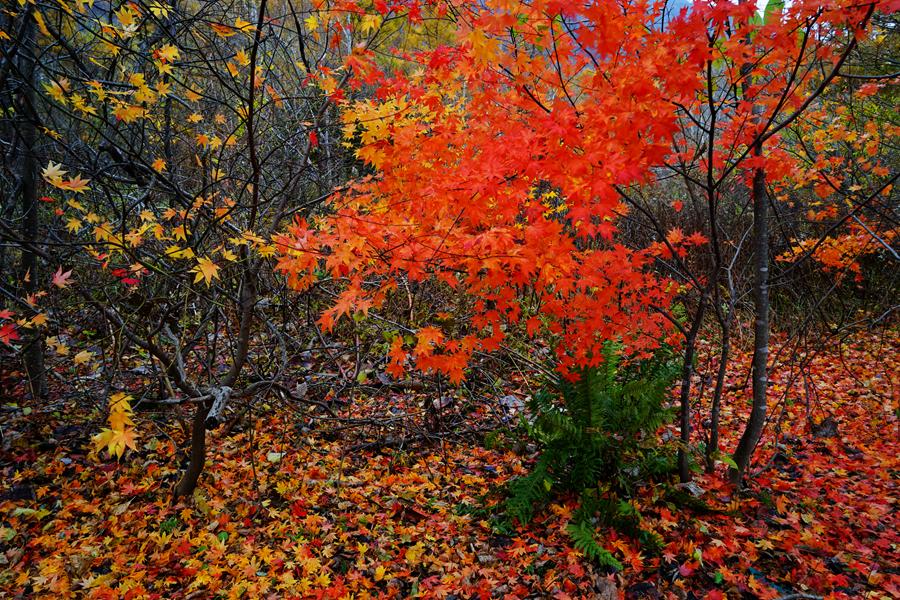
73,350,94,366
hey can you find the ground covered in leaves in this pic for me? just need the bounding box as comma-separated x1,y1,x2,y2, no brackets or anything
1,330,898,599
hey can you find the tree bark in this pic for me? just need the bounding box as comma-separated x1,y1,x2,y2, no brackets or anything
705,311,732,472
678,295,707,483
730,135,769,484
16,10,47,399
173,398,211,498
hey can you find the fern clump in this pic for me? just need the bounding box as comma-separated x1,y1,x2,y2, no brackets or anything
503,343,679,568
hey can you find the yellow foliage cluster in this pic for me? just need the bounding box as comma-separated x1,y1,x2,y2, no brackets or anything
92,393,139,459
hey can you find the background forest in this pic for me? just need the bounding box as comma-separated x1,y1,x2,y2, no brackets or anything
0,0,897,598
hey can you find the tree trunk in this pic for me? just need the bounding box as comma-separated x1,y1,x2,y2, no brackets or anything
173,0,267,499
16,10,47,399
678,296,707,483
730,136,769,484
705,312,732,472
173,398,211,499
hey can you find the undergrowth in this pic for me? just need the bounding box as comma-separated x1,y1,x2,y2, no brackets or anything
501,343,680,569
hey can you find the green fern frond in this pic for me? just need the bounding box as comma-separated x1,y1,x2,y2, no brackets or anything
566,520,623,571
505,460,550,525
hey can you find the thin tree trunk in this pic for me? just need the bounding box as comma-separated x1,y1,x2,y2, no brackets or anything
173,398,211,498
706,309,732,472
730,135,769,484
678,296,707,483
173,0,267,499
17,10,47,399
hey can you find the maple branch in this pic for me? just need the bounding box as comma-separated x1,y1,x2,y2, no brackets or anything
203,386,234,429
549,20,578,111
499,65,552,114
613,185,705,293
717,5,876,187
0,5,34,93
560,17,600,72
838,69,900,80
850,214,899,260
141,395,213,406
520,83,552,114
286,1,313,74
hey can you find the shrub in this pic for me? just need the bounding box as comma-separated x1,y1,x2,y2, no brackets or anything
504,343,680,568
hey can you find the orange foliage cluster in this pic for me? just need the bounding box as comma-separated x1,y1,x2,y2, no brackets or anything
777,218,897,279
275,0,891,381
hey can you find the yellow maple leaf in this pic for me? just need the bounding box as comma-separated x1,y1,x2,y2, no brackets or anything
211,22,237,38
166,245,195,260
148,1,171,18
172,224,190,241
192,256,220,286
108,393,135,428
73,350,94,366
41,126,62,140
257,244,277,258
358,14,382,35
86,80,107,102
70,94,97,116
46,336,69,355
465,28,500,65
133,85,156,105
234,17,255,33
405,542,425,566
114,104,145,123
152,158,167,172
157,44,179,62
43,79,70,104
115,5,136,28
93,427,138,459
33,11,51,37
129,72,146,87
319,76,338,95
42,161,67,185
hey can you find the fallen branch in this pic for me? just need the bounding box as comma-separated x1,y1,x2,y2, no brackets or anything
204,386,233,429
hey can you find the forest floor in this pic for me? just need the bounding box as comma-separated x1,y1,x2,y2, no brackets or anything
0,329,897,599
